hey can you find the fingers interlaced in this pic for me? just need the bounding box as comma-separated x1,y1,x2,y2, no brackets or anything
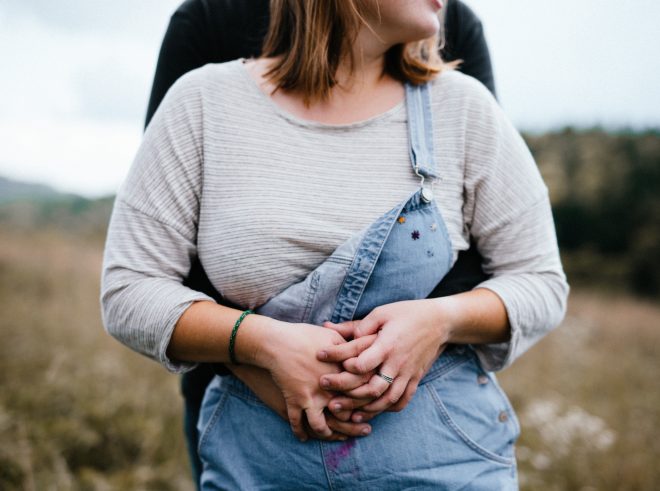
326,415,372,437
343,341,386,374
317,334,377,363
353,315,382,338
295,408,373,441
320,370,372,393
363,376,408,412
346,370,392,400
327,394,373,419
287,407,307,442
322,320,359,339
351,410,379,423
304,407,332,438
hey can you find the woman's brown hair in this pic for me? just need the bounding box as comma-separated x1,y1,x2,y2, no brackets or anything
261,0,447,105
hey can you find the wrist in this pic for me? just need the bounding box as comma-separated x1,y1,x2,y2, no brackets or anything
427,296,460,345
430,289,511,345
233,314,283,368
433,296,460,344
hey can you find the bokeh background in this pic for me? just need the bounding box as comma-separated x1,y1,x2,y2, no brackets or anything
1,1,659,489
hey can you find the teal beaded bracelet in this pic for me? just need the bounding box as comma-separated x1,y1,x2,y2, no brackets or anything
228,309,253,365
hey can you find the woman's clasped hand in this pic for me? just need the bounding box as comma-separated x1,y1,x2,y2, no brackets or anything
317,299,450,425
243,298,451,442
228,299,446,442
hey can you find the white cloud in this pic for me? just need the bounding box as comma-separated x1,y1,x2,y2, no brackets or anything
463,0,660,131
0,118,141,197
2,0,181,40
0,0,181,197
0,11,164,123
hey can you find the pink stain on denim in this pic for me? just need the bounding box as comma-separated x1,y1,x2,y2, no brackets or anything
325,439,357,471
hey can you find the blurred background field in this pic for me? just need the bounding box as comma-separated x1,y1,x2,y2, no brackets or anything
0,128,659,489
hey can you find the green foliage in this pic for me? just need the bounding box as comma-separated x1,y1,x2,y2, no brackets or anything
524,128,660,297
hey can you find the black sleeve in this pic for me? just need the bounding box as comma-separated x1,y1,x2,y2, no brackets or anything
442,0,496,97
144,0,269,128
144,0,214,128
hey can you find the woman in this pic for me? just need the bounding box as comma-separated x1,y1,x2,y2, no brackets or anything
144,1,497,482
101,0,568,488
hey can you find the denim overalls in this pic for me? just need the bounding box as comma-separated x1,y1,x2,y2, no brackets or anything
198,83,520,490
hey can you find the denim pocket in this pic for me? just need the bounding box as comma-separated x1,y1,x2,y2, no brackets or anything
197,377,231,457
426,355,519,466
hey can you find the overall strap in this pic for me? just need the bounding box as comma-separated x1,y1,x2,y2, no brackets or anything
405,82,439,180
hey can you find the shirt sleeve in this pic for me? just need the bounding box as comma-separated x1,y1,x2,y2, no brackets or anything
101,69,215,373
461,77,569,371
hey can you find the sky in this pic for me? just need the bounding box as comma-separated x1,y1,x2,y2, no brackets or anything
1,0,659,198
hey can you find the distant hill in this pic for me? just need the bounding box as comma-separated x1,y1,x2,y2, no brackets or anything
0,175,68,204
0,176,114,240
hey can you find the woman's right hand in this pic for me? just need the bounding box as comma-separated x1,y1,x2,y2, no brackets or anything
227,363,373,441
254,320,367,441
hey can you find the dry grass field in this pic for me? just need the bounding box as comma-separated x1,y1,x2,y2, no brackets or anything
0,227,658,490
0,229,191,490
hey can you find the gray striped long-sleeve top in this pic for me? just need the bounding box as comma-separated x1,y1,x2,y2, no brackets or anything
100,59,569,373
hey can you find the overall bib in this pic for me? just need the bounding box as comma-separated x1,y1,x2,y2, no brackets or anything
198,83,520,490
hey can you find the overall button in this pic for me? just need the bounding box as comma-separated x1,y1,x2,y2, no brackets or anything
477,374,489,385
498,411,509,423
421,187,434,203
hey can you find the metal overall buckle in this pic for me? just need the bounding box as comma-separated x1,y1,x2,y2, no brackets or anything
414,164,435,203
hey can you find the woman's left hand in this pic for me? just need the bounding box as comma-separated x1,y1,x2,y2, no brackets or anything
317,299,450,416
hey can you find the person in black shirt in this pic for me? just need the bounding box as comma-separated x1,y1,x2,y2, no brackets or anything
144,0,496,486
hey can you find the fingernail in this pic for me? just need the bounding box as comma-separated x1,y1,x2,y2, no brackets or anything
321,378,330,388
361,427,371,436
318,351,328,360
332,403,342,411
354,414,363,423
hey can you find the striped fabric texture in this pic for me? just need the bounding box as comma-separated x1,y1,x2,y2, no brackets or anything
101,60,568,372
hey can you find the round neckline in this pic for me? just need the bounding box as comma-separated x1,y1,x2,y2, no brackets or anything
237,58,406,130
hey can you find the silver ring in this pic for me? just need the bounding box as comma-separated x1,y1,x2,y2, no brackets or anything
377,372,395,384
